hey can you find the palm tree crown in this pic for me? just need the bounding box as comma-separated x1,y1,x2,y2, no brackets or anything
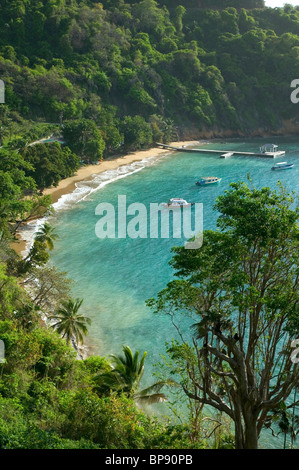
35,222,58,251
94,345,168,405
49,298,91,345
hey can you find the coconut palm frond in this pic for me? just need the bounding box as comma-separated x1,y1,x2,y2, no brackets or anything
49,298,90,345
137,380,169,397
93,345,169,406
35,222,59,251
191,322,207,339
135,393,167,404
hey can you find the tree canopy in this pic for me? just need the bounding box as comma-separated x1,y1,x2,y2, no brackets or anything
149,182,299,449
0,0,299,148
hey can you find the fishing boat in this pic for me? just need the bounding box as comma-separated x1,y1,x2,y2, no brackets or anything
271,162,294,170
163,198,194,208
196,177,221,186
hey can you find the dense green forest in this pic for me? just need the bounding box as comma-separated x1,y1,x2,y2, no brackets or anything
0,0,298,450
1,0,299,159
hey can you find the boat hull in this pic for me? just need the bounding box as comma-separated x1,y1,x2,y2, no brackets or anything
163,202,194,208
196,179,221,186
271,164,294,170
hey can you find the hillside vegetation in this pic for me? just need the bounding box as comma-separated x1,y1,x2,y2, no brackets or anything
1,0,299,155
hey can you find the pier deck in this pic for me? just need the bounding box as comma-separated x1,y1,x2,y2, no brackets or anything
156,143,285,158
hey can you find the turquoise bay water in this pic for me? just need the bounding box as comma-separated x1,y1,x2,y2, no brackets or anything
49,136,298,447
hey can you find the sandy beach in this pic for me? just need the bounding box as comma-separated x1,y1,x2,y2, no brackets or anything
43,141,198,203
11,141,199,254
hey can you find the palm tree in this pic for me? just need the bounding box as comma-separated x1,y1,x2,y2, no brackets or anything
275,407,299,449
94,345,168,405
35,222,58,251
49,298,91,345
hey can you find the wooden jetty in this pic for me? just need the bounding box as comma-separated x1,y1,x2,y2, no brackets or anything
156,143,285,158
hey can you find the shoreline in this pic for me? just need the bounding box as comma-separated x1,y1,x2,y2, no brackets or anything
43,141,198,204
10,141,199,255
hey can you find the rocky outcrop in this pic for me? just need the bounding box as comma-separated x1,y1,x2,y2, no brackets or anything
178,119,299,141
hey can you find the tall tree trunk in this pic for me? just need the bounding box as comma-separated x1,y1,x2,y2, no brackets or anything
232,394,245,449
244,412,259,449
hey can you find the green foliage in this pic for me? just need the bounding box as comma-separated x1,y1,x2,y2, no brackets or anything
150,182,298,449
0,265,35,325
0,144,54,243
0,148,37,224
14,222,58,275
49,298,91,345
61,389,202,449
0,0,295,148
62,120,105,163
35,223,58,251
81,355,112,375
0,396,98,449
22,143,79,190
62,389,147,448
0,0,299,451
18,240,50,274
94,345,168,404
0,320,76,384
24,265,73,312
121,115,152,150
0,319,206,449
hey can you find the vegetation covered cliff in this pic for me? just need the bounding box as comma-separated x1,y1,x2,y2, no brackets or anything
1,0,299,153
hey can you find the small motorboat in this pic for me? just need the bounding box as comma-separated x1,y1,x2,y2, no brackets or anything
163,198,194,208
196,177,221,186
271,162,294,170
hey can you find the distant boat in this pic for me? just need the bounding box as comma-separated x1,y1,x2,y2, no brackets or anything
163,198,194,208
196,177,221,186
271,162,294,170
220,152,233,158
260,144,285,157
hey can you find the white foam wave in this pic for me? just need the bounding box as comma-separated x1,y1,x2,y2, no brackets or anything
52,156,157,211
18,217,47,258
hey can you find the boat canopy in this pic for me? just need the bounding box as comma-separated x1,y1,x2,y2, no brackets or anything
168,198,187,204
260,144,278,152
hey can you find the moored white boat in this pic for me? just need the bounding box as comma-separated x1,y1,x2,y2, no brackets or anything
271,162,294,170
196,177,221,186
162,198,194,208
